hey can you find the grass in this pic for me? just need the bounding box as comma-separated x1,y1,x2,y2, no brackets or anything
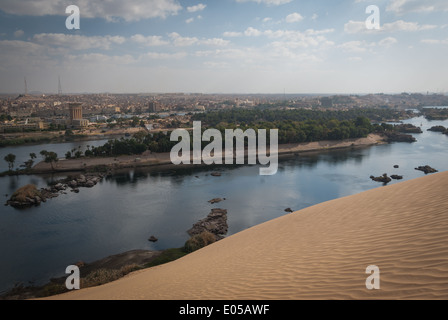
10,184,41,202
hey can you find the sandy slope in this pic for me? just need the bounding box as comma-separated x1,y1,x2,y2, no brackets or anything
46,170,448,300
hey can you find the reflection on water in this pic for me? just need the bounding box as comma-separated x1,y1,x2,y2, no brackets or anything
0,116,447,293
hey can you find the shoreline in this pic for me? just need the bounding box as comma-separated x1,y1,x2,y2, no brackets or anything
30,133,386,174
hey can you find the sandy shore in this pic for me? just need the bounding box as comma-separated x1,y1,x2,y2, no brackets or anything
45,170,448,300
32,134,385,173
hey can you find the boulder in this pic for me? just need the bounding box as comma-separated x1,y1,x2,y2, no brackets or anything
415,165,438,174
390,175,403,180
188,208,228,240
208,198,224,204
148,236,158,242
370,174,392,184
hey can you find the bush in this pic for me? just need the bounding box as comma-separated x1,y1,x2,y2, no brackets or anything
184,231,216,253
10,184,41,202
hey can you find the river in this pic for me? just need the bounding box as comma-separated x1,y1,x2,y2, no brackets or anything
0,115,447,293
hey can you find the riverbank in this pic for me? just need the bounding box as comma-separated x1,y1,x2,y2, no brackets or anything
31,133,386,174
44,170,448,300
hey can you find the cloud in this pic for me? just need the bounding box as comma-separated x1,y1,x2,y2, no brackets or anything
223,31,243,37
378,37,398,47
168,32,229,47
244,27,262,37
344,20,437,33
13,30,24,37
421,38,448,45
235,0,292,6
130,34,169,46
187,3,206,13
186,17,195,24
0,0,182,21
386,0,448,14
143,51,187,59
285,13,304,23
32,33,126,50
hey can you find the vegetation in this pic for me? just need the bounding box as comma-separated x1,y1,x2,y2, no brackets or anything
40,150,58,171
4,153,16,171
184,231,217,253
10,184,41,203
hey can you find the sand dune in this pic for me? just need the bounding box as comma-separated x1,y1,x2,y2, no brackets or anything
46,170,448,300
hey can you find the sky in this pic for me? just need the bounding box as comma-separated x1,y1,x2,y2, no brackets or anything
0,0,447,94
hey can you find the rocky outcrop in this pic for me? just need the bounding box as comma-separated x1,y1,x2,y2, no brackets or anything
384,132,416,143
427,125,447,133
390,175,403,180
394,124,423,134
5,173,107,209
370,174,392,184
415,165,438,174
208,198,225,204
187,208,228,240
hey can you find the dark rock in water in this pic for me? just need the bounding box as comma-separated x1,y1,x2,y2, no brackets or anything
415,165,438,174
284,208,294,213
384,132,416,143
148,236,158,242
208,198,224,204
394,165,399,168
210,172,221,177
427,125,447,133
370,173,392,184
390,175,403,180
188,208,228,240
393,124,423,134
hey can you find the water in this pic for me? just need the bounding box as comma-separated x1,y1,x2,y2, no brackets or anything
0,116,447,293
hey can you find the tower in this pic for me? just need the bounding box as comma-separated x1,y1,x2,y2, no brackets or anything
69,102,83,121
58,76,62,96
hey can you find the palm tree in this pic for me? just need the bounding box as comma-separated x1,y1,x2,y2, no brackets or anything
4,153,16,171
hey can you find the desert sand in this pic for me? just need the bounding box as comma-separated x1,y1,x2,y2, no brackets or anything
45,170,448,300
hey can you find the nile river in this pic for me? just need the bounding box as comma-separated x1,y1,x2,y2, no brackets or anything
1,115,448,293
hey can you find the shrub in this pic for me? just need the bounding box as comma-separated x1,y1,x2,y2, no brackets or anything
10,184,41,202
184,231,216,253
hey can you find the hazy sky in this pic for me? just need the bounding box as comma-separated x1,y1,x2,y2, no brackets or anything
0,0,447,94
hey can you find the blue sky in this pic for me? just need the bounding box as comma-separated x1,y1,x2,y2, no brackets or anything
0,0,447,94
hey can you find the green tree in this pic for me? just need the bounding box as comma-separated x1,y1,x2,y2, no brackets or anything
4,153,16,171
40,150,58,171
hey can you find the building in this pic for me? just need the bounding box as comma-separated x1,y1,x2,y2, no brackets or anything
148,101,160,113
69,102,89,128
69,102,83,121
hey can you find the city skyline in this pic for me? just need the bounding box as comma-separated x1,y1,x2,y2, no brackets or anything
0,0,447,94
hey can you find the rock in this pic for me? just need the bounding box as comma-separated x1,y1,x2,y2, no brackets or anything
210,172,221,177
394,165,399,168
427,125,447,133
415,165,438,174
67,180,78,188
71,188,80,193
188,208,228,240
384,132,416,143
148,236,158,242
208,198,224,204
284,208,294,213
85,180,95,188
370,173,392,184
393,124,423,134
390,175,403,180
54,183,66,191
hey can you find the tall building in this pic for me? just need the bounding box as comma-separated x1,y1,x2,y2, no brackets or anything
69,102,89,128
148,101,160,113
